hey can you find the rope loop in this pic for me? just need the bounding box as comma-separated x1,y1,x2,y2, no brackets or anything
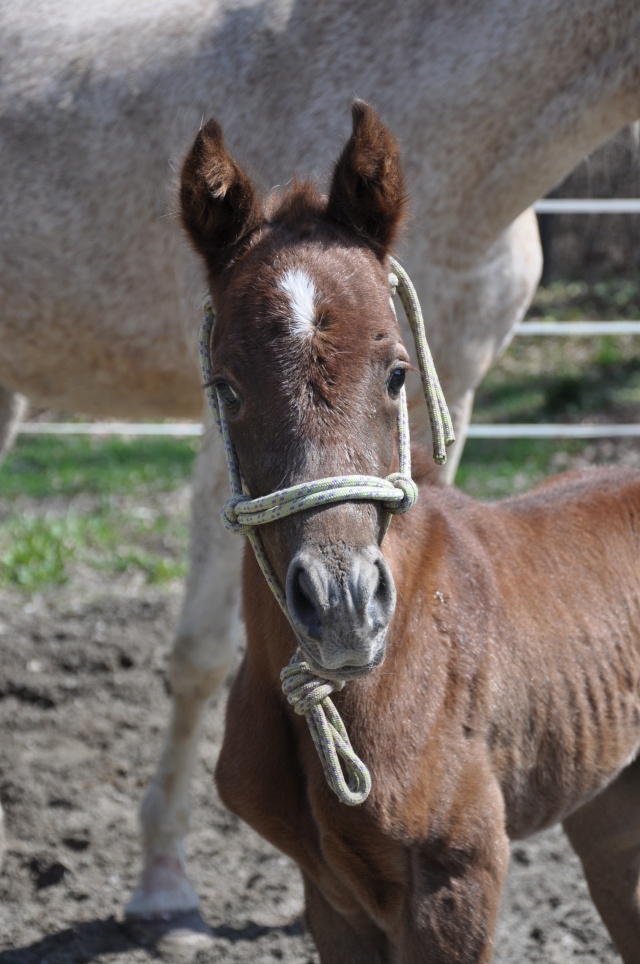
280,651,371,806
384,473,419,514
221,495,250,533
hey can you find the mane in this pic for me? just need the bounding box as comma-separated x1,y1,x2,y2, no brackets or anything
265,180,327,230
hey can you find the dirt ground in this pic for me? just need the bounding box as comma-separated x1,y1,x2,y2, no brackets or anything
0,486,625,963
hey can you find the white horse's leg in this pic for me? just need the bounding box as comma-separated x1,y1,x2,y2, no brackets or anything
404,207,543,484
0,384,27,869
0,385,27,461
127,410,243,921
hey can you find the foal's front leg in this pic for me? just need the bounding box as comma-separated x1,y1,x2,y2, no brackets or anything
303,874,391,964
400,845,509,963
398,785,510,964
127,418,243,926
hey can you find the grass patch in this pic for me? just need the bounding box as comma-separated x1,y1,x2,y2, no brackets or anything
0,435,198,499
458,278,640,496
529,278,640,320
1,516,75,588
474,338,640,425
473,277,640,428
457,439,590,499
0,506,188,591
0,437,194,590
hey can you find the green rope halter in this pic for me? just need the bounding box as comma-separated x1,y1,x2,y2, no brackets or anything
199,257,454,806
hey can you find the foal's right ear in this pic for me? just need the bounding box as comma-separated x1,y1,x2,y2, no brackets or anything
180,119,262,273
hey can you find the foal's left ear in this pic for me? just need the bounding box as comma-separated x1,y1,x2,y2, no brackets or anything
180,118,262,274
326,101,407,259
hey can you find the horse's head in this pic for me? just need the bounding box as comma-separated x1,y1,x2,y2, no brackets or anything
181,102,409,680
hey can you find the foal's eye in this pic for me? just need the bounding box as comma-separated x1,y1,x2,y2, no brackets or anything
215,381,240,408
387,368,406,399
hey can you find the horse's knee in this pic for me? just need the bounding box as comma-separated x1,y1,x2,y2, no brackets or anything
171,574,242,695
175,567,242,655
169,640,234,707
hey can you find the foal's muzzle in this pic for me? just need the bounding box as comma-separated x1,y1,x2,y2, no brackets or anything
285,546,396,679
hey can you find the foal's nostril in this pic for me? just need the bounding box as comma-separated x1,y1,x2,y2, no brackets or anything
287,562,323,639
369,558,395,630
350,555,395,631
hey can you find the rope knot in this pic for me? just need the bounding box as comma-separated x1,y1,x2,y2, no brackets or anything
385,473,419,514
280,650,371,806
221,495,250,533
280,652,344,714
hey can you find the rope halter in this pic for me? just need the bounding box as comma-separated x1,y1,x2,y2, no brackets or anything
200,257,454,806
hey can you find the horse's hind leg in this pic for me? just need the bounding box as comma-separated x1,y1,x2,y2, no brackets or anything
0,385,27,461
563,754,640,963
126,415,243,926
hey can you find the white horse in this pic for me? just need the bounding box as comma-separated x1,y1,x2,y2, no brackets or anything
1,0,638,940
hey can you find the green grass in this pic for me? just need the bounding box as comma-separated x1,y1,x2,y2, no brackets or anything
0,504,189,591
456,279,640,497
530,278,640,320
457,439,591,499
472,337,640,425
0,437,195,590
0,435,198,499
458,279,640,496
1,516,75,588
473,278,640,426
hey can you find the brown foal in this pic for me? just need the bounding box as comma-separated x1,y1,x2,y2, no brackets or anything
180,103,640,962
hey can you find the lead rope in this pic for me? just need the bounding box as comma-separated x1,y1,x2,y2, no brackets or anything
199,259,454,805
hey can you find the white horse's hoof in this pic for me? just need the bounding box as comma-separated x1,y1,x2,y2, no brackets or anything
124,908,214,952
126,854,200,919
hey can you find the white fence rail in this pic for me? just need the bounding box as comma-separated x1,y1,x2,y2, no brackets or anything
18,422,203,437
534,199,640,214
18,421,640,440
517,321,640,336
15,200,640,443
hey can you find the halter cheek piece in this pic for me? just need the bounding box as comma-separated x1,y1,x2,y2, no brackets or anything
199,257,454,805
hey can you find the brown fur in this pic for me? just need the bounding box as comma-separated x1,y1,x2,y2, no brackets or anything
326,100,409,258
179,119,263,274
181,104,640,962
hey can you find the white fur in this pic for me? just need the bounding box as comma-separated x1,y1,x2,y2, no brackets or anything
280,268,318,336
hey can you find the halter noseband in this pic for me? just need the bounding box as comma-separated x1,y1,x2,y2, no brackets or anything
199,257,454,805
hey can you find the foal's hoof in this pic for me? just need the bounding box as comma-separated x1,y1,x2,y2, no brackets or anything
124,908,214,953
